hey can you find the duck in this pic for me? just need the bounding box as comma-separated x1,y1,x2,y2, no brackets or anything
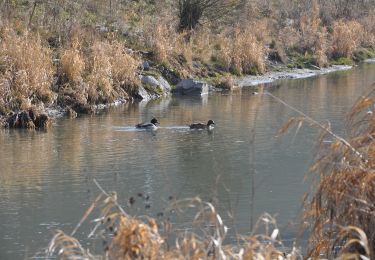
189,120,215,130
136,118,159,130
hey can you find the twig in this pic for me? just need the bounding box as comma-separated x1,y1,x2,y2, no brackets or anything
93,178,130,218
264,91,368,165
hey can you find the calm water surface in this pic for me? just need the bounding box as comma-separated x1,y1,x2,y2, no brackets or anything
1,63,375,259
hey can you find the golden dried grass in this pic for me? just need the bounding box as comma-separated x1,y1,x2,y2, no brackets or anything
332,20,364,58
277,26,301,52
0,27,54,109
313,28,329,67
58,35,140,104
360,13,375,47
192,27,213,64
41,180,302,259
86,41,114,101
265,88,375,259
147,23,174,65
270,88,375,259
60,48,85,83
216,28,267,75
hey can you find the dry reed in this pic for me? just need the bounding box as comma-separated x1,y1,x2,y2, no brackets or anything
270,87,375,259
332,20,364,58
303,90,375,259
40,179,302,259
58,35,140,104
0,27,54,110
217,28,267,75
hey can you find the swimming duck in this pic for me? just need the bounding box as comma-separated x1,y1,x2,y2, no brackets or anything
136,118,159,130
189,120,215,130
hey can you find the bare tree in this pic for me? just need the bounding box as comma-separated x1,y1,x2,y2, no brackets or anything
177,0,239,31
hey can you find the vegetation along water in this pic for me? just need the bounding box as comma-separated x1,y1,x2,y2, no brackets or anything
1,0,375,259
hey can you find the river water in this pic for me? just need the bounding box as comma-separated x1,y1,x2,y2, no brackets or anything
1,62,375,259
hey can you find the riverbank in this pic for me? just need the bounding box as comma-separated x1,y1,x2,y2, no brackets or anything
236,64,352,87
2,61,375,259
39,63,375,260
2,0,375,128
0,59,360,129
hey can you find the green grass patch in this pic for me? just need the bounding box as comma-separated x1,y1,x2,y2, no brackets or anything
353,48,375,62
142,69,160,78
143,83,163,95
330,57,354,66
287,52,315,69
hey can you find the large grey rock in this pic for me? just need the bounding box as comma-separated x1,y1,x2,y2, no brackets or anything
142,61,151,70
157,76,172,92
175,79,209,95
140,75,171,95
134,85,152,101
141,75,159,86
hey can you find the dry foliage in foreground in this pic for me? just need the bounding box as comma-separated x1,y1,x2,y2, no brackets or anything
39,180,302,260
304,89,375,259
272,86,375,259
34,87,375,259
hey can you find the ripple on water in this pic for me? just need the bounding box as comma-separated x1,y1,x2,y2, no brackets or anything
2,63,375,259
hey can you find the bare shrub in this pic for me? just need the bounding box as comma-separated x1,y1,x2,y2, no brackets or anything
0,27,54,110
177,0,239,31
332,20,364,58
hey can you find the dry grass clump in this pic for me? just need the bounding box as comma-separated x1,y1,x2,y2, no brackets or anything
360,13,375,48
217,75,236,90
86,40,140,102
277,26,301,52
268,88,375,259
41,180,301,259
145,21,194,71
146,23,176,65
277,1,328,67
60,40,85,84
0,27,54,110
299,1,321,52
176,32,193,68
191,27,213,64
313,28,329,67
109,216,162,259
58,35,140,104
332,20,364,58
217,28,267,75
85,41,114,102
301,3,328,67
296,89,375,258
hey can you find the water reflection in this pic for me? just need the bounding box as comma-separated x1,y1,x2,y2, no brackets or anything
1,63,375,259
